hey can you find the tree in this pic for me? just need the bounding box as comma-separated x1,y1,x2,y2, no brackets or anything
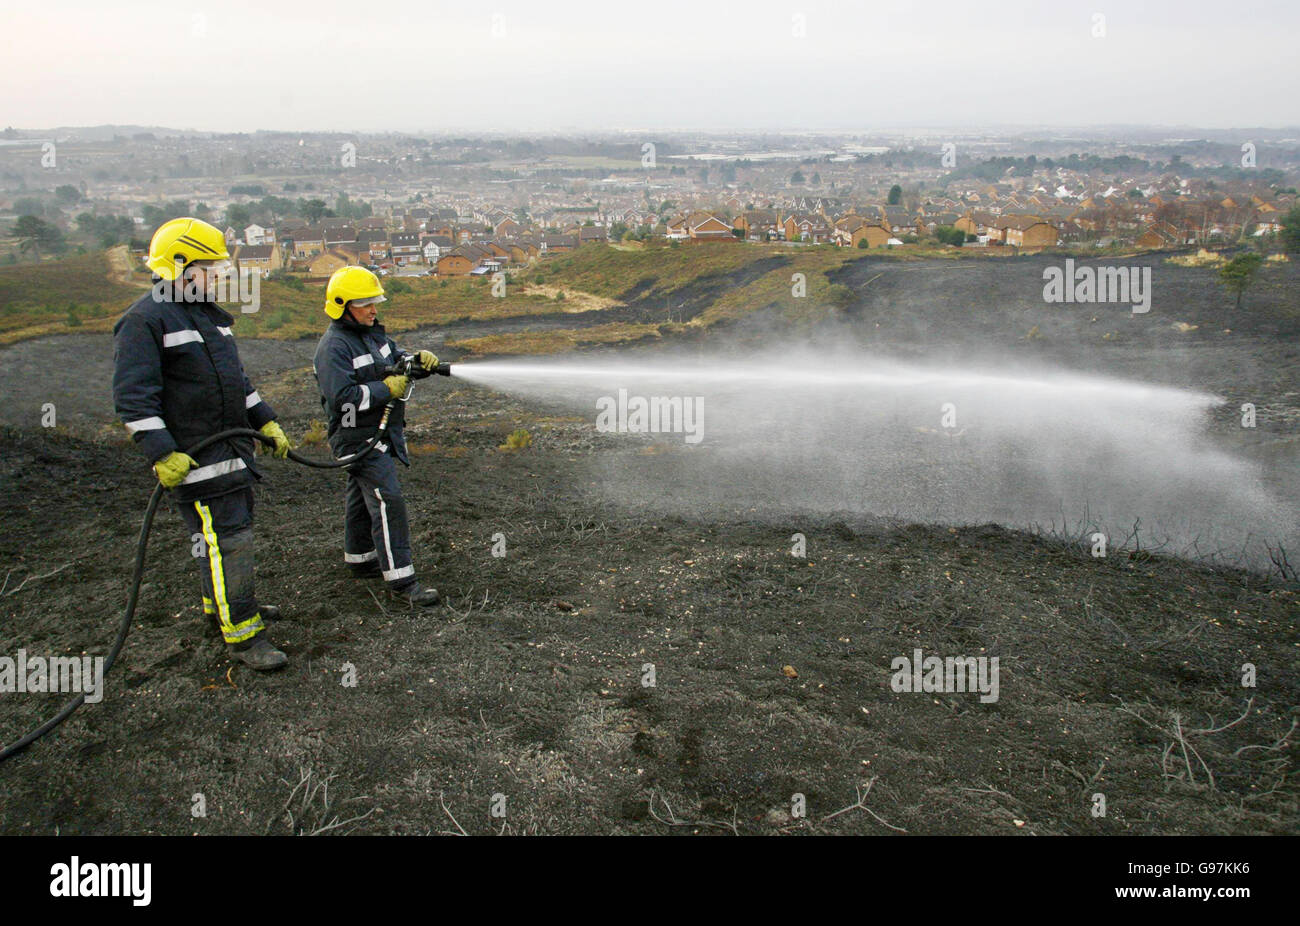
1218,252,1264,309
225,204,251,230
13,215,65,260
791,169,805,185
302,199,328,223
55,184,82,206
888,184,903,205
934,225,966,247
1280,205,1300,253
14,197,50,219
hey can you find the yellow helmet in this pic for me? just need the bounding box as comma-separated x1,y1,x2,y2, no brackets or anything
146,217,230,280
324,265,386,320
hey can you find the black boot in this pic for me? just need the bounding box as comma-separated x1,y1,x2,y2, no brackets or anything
229,635,288,670
390,582,440,607
260,604,283,621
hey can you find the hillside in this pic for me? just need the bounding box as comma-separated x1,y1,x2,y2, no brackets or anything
0,243,1295,835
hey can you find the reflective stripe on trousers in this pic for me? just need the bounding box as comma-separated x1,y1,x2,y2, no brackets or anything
180,488,265,645
342,447,416,587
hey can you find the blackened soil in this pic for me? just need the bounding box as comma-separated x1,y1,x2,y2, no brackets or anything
0,371,1296,834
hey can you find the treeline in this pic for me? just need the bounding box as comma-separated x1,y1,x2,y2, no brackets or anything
223,191,372,230
943,153,1152,182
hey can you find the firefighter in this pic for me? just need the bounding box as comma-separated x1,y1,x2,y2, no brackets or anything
313,266,441,607
113,217,293,670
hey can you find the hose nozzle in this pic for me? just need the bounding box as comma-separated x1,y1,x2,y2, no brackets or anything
434,362,452,377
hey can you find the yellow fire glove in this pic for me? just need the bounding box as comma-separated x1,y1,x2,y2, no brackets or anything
416,350,439,372
259,420,292,459
382,374,409,398
153,451,197,488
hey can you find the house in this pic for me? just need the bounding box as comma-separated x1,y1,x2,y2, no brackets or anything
437,243,495,277
421,235,454,263
504,241,532,263
436,249,475,277
244,223,274,246
882,206,913,234
308,248,359,277
579,225,609,245
834,216,891,248
1137,221,1183,248
541,234,578,253
390,233,422,265
783,213,831,243
914,213,962,237
517,238,542,259
1252,215,1284,237
367,238,390,263
290,227,325,258
233,242,280,277
494,217,521,237
953,213,979,236
325,225,357,247
686,212,734,241
998,215,1059,248
734,209,780,240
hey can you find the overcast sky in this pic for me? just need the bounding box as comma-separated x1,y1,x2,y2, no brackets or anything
2,0,1296,133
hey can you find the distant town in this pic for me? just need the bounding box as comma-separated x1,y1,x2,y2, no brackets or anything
3,127,1298,279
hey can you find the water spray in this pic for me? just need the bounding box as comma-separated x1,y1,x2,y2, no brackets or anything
448,351,1297,572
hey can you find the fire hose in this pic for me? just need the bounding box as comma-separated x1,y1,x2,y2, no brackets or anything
0,357,452,763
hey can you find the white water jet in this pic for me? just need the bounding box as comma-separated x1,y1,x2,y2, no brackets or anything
452,350,1296,571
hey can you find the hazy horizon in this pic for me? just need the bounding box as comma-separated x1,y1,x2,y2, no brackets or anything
4,0,1297,134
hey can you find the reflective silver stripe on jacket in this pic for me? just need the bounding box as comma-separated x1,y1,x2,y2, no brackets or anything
181,457,247,484
162,330,203,348
352,354,374,369
245,391,261,409
125,416,166,433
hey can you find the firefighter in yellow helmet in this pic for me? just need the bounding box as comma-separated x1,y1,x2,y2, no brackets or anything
113,217,293,670
313,266,441,606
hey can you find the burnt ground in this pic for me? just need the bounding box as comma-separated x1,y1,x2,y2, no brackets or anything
0,255,1297,835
